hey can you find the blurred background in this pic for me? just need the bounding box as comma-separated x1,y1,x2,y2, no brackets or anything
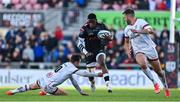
0,0,179,88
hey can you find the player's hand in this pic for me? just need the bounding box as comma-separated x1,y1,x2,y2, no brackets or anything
85,52,93,57
98,72,103,77
85,52,94,61
104,34,113,41
80,91,89,96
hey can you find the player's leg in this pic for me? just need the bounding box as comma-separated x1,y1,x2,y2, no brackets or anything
149,59,170,97
39,87,68,96
86,54,97,92
6,80,40,95
96,53,112,93
87,67,96,92
135,53,159,93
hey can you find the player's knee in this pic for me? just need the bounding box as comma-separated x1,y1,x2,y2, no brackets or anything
139,64,147,69
97,54,106,64
29,83,39,89
98,58,105,66
88,77,95,82
44,85,57,94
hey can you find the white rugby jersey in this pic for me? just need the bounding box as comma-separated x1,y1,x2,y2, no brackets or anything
43,62,99,86
124,19,156,52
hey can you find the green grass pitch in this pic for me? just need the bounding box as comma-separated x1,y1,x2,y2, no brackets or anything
0,88,180,102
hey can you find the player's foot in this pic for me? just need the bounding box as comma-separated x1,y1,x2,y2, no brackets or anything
39,91,47,96
154,83,160,94
164,88,170,97
5,90,15,95
107,84,112,93
90,83,96,92
108,89,112,93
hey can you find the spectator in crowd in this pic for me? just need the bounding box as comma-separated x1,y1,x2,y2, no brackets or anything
16,26,27,44
68,5,80,24
22,42,35,62
0,37,6,62
2,0,11,9
148,0,156,11
136,0,149,10
108,25,116,36
75,0,87,8
41,32,58,53
3,43,12,62
51,44,68,63
33,42,44,62
65,41,75,54
14,34,23,49
48,0,60,8
54,25,64,41
29,34,37,48
5,25,16,44
11,47,21,62
61,0,69,29
159,24,169,46
112,1,121,10
33,22,46,37
115,27,124,45
156,0,167,10
175,27,180,43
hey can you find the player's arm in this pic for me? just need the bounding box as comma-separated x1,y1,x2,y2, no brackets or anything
131,26,155,35
124,28,132,59
77,27,93,57
69,75,88,96
131,19,156,35
75,70,103,77
124,37,132,59
77,27,89,54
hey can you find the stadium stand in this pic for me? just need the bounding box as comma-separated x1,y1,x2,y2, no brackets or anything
0,0,179,70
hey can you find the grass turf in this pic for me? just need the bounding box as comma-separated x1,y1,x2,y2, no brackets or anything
0,88,180,102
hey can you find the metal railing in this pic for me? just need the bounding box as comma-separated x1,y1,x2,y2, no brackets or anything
0,62,179,70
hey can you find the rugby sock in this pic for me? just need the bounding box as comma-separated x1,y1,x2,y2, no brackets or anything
103,73,112,90
89,77,95,84
158,70,168,88
88,68,95,85
142,67,157,84
13,84,31,93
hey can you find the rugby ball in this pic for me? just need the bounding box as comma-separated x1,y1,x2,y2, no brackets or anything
97,30,112,39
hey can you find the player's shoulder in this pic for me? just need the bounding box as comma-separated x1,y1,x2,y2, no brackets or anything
97,22,106,26
63,62,72,67
137,18,147,23
124,25,131,31
97,22,108,30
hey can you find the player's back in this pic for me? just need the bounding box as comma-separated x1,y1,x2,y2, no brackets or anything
43,62,78,86
124,19,156,51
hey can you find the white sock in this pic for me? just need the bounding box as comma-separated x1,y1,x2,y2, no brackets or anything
142,67,157,84
158,70,168,88
103,73,111,90
14,84,30,93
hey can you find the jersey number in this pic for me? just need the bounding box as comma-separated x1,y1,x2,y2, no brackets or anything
54,65,62,73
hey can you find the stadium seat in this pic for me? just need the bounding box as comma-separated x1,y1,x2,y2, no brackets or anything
29,0,37,5
43,3,49,10
33,3,41,10
11,0,20,4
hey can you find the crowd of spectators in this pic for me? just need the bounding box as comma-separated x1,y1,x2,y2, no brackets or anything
0,0,88,10
0,21,180,69
100,0,179,11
